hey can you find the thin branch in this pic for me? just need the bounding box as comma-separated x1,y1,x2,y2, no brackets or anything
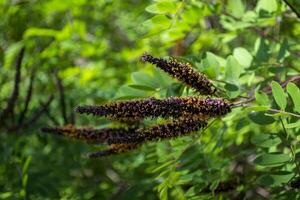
283,0,300,19
54,72,68,124
232,75,300,107
21,95,54,128
269,108,300,118
69,99,76,124
44,107,60,126
18,70,35,126
0,47,25,126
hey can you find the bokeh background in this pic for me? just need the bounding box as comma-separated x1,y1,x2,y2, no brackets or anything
1,0,300,199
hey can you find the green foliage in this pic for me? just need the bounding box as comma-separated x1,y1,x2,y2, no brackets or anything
1,0,300,199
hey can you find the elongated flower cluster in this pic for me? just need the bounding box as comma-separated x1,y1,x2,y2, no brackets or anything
141,53,216,95
42,53,232,158
100,118,207,144
88,144,139,158
75,97,231,120
41,124,137,144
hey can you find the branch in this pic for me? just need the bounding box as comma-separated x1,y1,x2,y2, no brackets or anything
283,0,300,19
8,95,54,132
54,72,68,124
0,47,25,126
232,75,300,107
18,70,35,126
20,95,54,129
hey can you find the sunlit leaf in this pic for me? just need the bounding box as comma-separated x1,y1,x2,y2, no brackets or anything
271,81,287,110
287,82,300,113
233,47,253,68
146,2,177,14
256,0,278,13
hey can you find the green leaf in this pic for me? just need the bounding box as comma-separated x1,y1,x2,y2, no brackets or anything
24,27,59,38
142,15,171,35
233,47,253,68
225,83,241,98
245,106,270,112
254,38,270,63
256,0,278,13
131,71,159,89
265,112,290,117
4,42,24,69
277,38,289,62
271,81,287,110
255,89,270,106
225,56,242,82
0,192,13,199
285,120,300,129
254,153,291,166
115,85,148,99
226,0,245,18
198,52,220,79
286,82,300,113
22,156,32,174
251,134,281,148
128,84,156,91
258,172,294,186
248,111,275,125
145,2,177,14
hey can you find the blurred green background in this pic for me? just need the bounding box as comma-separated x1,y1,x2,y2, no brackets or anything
1,0,300,199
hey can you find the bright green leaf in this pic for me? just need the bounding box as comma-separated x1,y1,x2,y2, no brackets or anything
145,2,177,14
255,89,270,106
256,0,278,13
271,81,287,110
285,120,300,129
226,0,245,18
254,153,291,166
245,106,270,112
287,82,300,113
131,71,159,89
233,47,253,68
225,56,242,82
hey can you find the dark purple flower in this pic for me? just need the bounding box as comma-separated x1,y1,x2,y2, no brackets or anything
75,97,231,119
41,124,137,144
87,143,139,158
141,53,216,95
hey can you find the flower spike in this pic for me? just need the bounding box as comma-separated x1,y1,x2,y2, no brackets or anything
75,97,231,120
102,118,207,144
141,53,216,95
87,143,139,158
41,124,137,144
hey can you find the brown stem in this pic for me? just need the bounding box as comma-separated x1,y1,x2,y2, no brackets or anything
232,75,300,107
283,0,300,19
0,47,25,126
18,70,35,126
54,72,68,124
22,95,54,128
